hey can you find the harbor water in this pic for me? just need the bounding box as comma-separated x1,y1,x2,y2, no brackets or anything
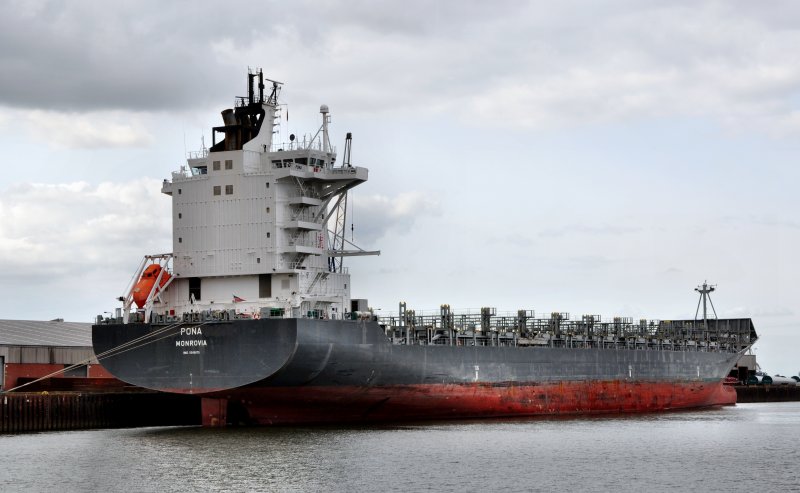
1,402,799,492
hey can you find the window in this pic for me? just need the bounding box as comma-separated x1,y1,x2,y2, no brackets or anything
213,161,220,171
266,182,270,188
225,185,233,195
189,277,201,301
225,160,233,170
213,185,221,196
178,213,182,219
266,207,270,214
178,237,182,243
259,274,272,298
256,257,261,264
178,189,182,195
266,232,270,238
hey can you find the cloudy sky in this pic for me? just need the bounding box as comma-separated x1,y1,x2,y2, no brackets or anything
1,0,798,373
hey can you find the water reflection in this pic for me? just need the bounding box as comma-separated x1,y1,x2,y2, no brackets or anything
2,402,798,492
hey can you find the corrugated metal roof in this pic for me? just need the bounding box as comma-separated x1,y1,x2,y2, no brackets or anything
0,319,92,347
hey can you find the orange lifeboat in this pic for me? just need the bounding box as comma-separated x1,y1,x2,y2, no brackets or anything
132,264,171,308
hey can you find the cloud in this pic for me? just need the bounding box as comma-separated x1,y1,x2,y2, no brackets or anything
215,1,800,135
728,306,795,318
748,217,800,230
564,255,619,271
538,224,642,239
462,3,800,134
2,1,800,136
15,109,155,149
0,0,239,111
0,179,171,280
349,191,440,246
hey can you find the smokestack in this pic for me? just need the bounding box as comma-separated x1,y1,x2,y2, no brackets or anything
221,109,238,151
221,109,237,126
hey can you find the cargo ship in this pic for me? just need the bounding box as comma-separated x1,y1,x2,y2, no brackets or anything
92,69,757,426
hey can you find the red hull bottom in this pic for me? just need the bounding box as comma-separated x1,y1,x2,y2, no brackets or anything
206,380,736,426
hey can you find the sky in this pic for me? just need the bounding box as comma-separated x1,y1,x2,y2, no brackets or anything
0,0,798,374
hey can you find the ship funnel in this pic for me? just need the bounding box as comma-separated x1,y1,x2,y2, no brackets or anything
221,109,237,126
221,109,239,151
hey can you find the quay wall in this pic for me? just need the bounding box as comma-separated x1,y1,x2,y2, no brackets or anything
735,385,800,403
0,392,200,433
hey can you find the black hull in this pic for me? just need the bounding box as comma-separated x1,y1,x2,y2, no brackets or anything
92,318,750,423
93,318,743,392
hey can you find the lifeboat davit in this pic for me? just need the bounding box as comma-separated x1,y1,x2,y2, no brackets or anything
132,264,171,309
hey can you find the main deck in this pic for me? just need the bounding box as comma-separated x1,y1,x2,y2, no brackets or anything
379,304,756,353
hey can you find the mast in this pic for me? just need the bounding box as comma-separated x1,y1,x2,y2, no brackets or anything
328,133,352,273
321,105,330,153
694,281,718,328
325,131,378,270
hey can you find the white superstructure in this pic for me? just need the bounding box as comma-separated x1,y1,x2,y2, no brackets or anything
118,69,376,323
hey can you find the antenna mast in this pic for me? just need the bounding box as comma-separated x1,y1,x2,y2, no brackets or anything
694,281,718,328
328,132,352,273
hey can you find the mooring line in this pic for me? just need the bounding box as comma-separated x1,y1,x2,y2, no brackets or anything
2,321,208,393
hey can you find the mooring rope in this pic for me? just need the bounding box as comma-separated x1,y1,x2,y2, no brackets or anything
2,321,208,393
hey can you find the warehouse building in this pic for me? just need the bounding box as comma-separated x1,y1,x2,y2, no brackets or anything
0,319,114,391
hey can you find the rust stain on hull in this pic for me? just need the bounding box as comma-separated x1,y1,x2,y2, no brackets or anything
214,380,736,425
